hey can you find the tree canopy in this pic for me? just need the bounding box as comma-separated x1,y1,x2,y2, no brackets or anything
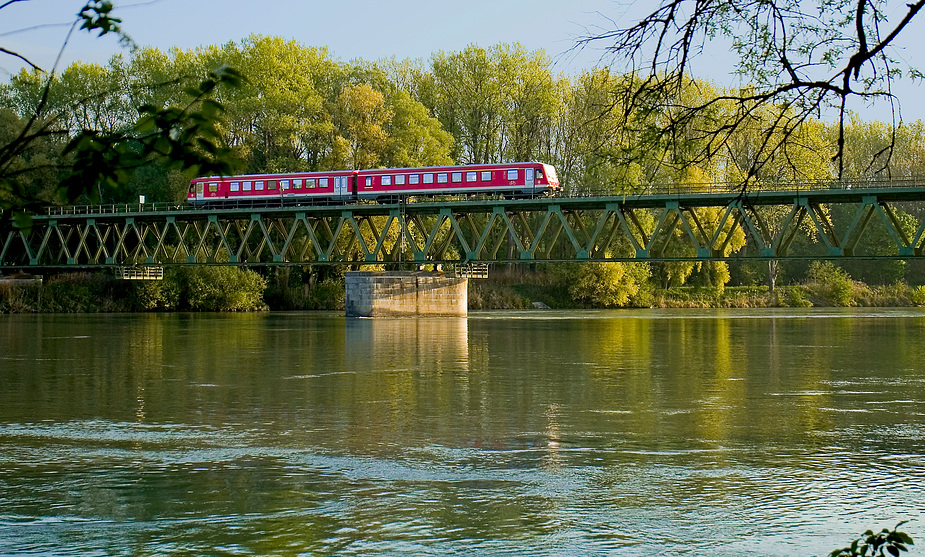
575,0,925,183
0,0,242,230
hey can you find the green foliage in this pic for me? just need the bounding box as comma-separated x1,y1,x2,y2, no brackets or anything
78,1,126,42
806,261,856,306
422,43,558,165
830,522,914,557
467,281,533,310
41,272,133,312
172,266,266,311
57,65,243,208
262,267,345,310
575,1,924,180
912,286,925,306
133,277,181,311
567,262,650,308
0,2,244,231
786,287,813,308
304,278,346,310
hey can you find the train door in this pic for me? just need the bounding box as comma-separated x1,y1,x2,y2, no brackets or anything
196,181,204,202
334,176,347,199
525,168,535,191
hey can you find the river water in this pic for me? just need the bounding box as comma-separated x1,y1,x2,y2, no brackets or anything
0,309,923,556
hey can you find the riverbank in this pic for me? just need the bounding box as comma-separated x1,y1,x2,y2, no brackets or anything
469,268,925,309
3,266,925,313
0,268,268,313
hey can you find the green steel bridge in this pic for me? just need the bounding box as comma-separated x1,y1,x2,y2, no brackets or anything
4,179,925,272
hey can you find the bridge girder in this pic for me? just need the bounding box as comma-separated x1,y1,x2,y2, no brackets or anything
4,187,925,270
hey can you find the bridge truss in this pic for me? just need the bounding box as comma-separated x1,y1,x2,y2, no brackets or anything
4,185,925,270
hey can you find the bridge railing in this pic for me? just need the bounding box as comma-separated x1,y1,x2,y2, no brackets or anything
563,176,925,197
45,202,189,216
40,177,925,217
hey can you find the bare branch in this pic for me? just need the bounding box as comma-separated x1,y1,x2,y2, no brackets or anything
0,0,29,11
0,46,42,71
575,0,925,183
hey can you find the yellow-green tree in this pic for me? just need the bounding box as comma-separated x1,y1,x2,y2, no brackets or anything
333,83,392,169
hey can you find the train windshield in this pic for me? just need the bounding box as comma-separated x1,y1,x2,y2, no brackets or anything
543,164,559,185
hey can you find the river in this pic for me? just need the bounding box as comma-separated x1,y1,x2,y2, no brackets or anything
1,309,923,555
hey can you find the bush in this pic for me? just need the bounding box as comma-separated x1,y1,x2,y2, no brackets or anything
133,277,181,310
0,282,41,313
912,285,925,306
304,278,346,310
41,272,133,312
567,262,651,308
172,267,267,311
806,261,858,307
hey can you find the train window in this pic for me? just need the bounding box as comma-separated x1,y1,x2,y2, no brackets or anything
395,174,406,185
451,172,462,183
230,182,240,192
423,173,434,184
409,174,420,185
307,179,315,189
365,177,373,188
437,173,448,183
466,172,477,182
256,181,265,191
188,184,196,194
319,178,328,188
481,170,492,181
293,179,303,189
208,182,218,193
268,180,278,190
382,175,392,186
243,181,252,191
507,169,518,181
281,180,289,190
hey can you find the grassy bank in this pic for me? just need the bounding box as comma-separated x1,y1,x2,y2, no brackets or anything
468,266,925,309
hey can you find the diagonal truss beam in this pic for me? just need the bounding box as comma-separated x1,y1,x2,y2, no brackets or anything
7,186,925,269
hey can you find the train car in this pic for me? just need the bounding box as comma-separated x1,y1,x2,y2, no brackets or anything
187,169,358,206
187,162,559,206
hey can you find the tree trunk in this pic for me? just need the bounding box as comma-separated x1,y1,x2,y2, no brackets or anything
767,260,779,292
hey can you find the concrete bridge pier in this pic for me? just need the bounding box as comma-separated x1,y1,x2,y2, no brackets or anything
345,271,467,317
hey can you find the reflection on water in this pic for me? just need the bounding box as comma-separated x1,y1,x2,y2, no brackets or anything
1,309,924,555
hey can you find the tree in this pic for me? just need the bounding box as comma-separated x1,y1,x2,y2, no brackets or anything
0,1,241,231
575,0,925,183
333,83,392,169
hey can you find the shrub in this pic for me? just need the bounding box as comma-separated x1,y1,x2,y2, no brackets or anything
304,278,346,310
567,262,651,308
912,285,925,306
133,277,181,311
172,267,267,311
806,261,857,306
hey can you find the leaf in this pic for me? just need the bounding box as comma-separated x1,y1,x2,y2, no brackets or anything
12,212,33,232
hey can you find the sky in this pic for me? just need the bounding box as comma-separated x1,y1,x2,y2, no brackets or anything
1,0,923,122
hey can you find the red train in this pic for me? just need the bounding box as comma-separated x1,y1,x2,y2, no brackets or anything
187,162,559,206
